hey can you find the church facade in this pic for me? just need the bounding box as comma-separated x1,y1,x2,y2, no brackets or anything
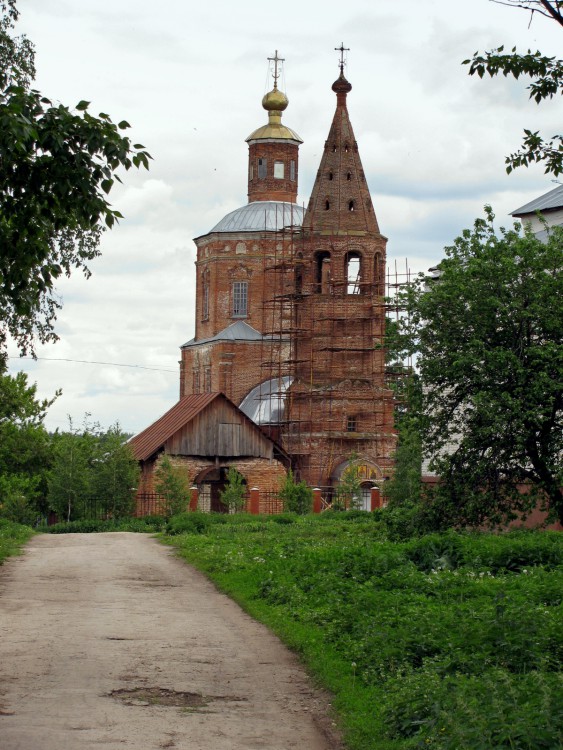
177,52,396,502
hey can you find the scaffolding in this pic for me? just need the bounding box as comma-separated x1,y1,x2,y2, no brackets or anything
256,208,412,490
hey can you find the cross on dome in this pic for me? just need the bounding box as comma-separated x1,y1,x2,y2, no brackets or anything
335,42,350,75
267,50,285,90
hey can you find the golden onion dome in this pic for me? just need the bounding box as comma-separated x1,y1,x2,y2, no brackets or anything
262,86,288,112
246,84,302,144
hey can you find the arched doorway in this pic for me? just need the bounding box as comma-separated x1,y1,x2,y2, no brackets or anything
194,466,231,513
331,458,382,510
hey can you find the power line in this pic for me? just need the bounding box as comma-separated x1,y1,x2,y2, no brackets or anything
9,356,177,374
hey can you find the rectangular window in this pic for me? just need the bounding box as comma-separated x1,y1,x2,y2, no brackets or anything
232,281,248,317
290,160,295,181
346,416,357,433
258,158,267,179
274,161,284,179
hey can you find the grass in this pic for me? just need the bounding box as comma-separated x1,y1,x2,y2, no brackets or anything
161,513,563,750
0,518,35,564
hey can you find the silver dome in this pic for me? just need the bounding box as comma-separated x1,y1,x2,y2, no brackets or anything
210,201,304,233
239,376,293,425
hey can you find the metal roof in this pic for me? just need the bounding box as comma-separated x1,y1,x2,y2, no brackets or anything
511,184,563,216
245,123,303,143
209,201,304,233
181,321,264,349
129,393,219,461
239,376,293,425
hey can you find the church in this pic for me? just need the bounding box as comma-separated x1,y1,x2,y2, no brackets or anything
130,50,396,512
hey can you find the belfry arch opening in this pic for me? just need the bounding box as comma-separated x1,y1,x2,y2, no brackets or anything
345,251,362,295
314,251,331,294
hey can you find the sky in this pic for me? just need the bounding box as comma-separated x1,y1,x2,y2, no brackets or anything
7,0,562,434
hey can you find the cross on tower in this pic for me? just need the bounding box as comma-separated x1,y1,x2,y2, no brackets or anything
335,42,350,74
267,50,285,89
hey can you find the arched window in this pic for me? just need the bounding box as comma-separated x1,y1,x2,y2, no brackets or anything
328,171,334,181
348,200,355,212
345,251,362,295
346,172,352,181
325,199,330,210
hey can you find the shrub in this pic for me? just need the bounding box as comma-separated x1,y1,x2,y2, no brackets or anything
279,471,313,514
166,512,210,535
405,532,465,572
154,456,191,517
219,467,247,512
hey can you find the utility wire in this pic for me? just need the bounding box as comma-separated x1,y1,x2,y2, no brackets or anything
8,356,177,374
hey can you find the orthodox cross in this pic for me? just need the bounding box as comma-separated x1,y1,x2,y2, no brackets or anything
335,42,350,74
268,50,284,89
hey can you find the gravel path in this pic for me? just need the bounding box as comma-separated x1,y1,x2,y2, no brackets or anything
0,533,340,750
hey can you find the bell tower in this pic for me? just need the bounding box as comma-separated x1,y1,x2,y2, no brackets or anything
285,46,396,490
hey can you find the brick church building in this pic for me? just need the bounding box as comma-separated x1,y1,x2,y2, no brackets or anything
131,51,396,510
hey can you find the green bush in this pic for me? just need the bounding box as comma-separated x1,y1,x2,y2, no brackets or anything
405,531,465,572
383,669,563,749
166,512,210,535
219,467,247,512
279,471,313,514
42,516,167,534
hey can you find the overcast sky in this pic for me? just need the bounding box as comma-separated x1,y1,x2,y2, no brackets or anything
7,0,561,434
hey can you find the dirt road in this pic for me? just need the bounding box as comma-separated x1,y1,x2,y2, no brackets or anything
0,533,340,750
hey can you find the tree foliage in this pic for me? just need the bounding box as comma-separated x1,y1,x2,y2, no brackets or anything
154,456,191,518
91,425,139,518
0,1,151,359
335,455,364,510
0,369,56,522
48,420,96,522
219,467,247,513
404,208,562,525
384,393,423,508
463,1,562,175
48,418,139,521
279,470,313,514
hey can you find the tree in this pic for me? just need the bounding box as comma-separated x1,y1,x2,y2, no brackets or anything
383,378,423,508
279,470,313,514
404,208,562,525
91,425,139,519
48,420,96,522
154,456,191,518
463,1,562,175
219,467,247,513
0,1,151,359
334,454,364,510
0,369,56,522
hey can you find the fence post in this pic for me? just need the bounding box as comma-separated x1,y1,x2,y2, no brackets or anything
371,487,382,511
249,487,260,515
312,487,322,514
189,486,199,512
